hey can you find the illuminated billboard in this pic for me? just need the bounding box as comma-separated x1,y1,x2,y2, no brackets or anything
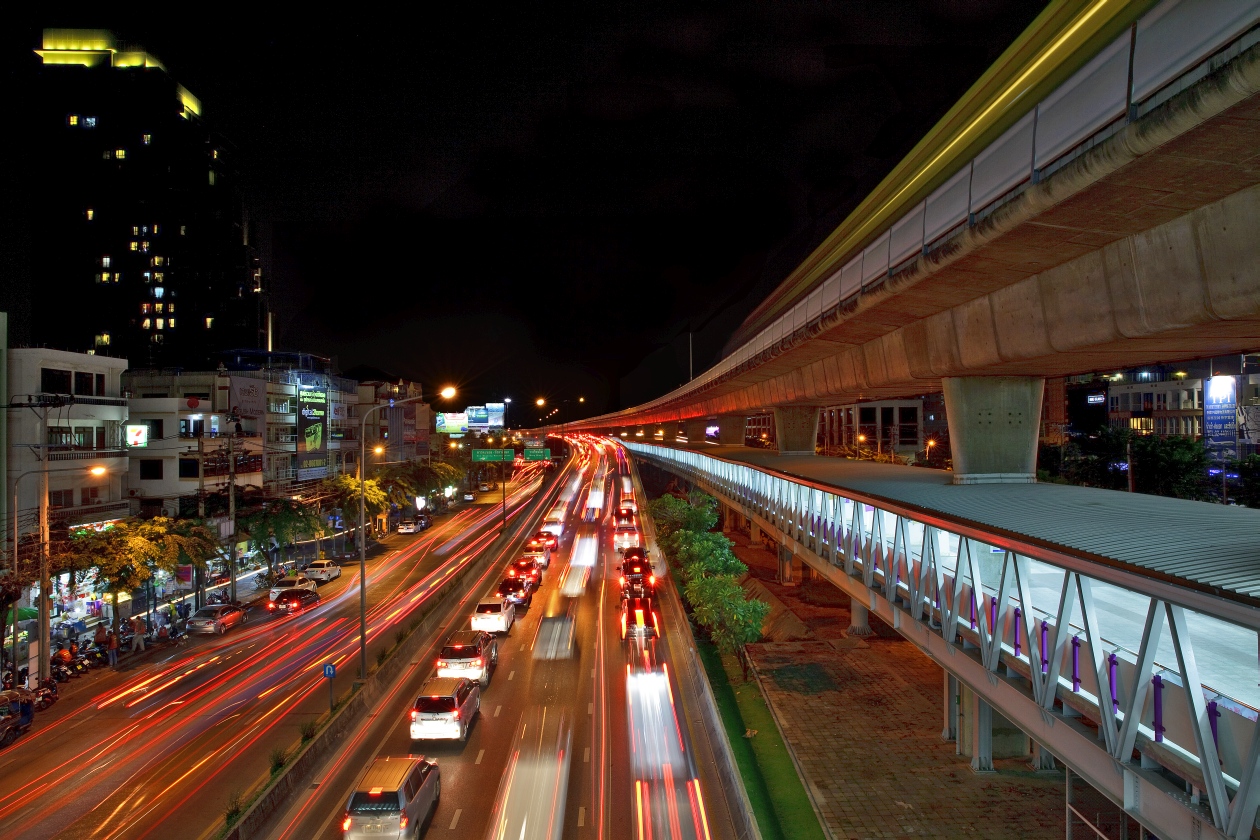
125,424,150,447
297,381,329,480
466,405,489,430
436,412,468,434
485,402,505,428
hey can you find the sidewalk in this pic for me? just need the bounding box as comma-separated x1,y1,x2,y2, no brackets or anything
729,532,1064,840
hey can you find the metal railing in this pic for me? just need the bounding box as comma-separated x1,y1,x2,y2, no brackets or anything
624,438,1260,840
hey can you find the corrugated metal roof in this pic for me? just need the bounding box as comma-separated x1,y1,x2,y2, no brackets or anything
665,443,1260,608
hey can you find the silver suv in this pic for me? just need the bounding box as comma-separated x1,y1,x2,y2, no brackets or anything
341,755,440,839
410,677,480,742
436,630,497,686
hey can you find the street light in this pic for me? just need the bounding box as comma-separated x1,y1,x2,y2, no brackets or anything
373,445,385,455
535,398,545,407
857,433,867,460
358,394,424,681
503,397,512,430
440,386,457,400
12,464,108,684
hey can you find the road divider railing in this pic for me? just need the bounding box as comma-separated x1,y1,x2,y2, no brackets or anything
221,461,571,840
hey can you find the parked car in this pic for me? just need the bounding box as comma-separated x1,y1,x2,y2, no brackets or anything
0,689,34,746
470,595,515,635
478,482,491,492
397,519,417,534
270,575,318,601
410,677,480,742
341,755,440,840
463,491,476,502
305,560,342,583
436,630,497,686
269,588,320,614
187,604,249,635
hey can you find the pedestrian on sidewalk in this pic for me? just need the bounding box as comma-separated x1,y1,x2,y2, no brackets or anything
130,617,146,652
107,631,119,667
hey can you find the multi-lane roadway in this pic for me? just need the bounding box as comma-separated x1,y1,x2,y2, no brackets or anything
261,437,727,840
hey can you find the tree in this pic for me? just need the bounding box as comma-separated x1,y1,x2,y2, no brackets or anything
237,499,321,577
320,474,388,517
669,531,746,584
1236,454,1260,508
683,574,769,678
648,491,718,543
1131,434,1208,499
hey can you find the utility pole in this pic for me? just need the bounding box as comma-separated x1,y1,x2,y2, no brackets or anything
227,431,237,604
37,406,50,684
196,434,206,609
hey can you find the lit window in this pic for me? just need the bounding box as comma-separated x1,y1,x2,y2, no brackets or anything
96,273,107,284
95,332,110,347
151,334,163,344
179,225,186,236
132,226,139,236
153,272,164,282
115,149,126,159
212,149,219,160
143,271,151,282
167,303,175,313
152,224,160,235
85,209,94,221
141,318,151,329
142,134,151,145
152,257,165,266
129,241,138,251
156,319,164,330
154,287,164,298
204,317,214,329
141,303,151,314
208,170,216,186
114,272,121,283
154,303,164,313
68,115,79,126
142,226,148,235
84,117,96,128
168,318,175,328
100,256,111,268
103,150,112,160
141,241,150,252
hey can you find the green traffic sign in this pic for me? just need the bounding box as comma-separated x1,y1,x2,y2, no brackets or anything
523,448,551,461
472,449,513,462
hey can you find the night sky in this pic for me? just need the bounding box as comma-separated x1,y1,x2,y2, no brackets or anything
7,4,1044,420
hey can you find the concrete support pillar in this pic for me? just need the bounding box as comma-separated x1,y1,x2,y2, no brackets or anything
941,376,1044,484
684,419,708,443
1029,741,1057,772
716,415,745,445
847,596,872,636
942,671,958,741
749,520,761,545
969,692,996,773
777,544,798,586
772,406,820,455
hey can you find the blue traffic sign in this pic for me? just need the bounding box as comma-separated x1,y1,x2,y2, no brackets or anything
323,663,336,679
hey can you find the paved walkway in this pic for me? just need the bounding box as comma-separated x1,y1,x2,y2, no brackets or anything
731,532,1064,840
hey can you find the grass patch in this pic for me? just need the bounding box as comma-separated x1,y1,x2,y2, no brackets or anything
300,719,318,742
695,638,826,840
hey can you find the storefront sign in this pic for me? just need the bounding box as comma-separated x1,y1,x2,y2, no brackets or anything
125,424,150,447
1205,375,1238,462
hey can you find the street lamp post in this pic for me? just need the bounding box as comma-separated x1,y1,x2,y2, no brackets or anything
11,464,106,684
358,395,424,682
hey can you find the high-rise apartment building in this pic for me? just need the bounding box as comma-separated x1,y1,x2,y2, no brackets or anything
27,29,268,367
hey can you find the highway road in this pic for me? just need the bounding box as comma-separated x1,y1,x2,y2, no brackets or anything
0,462,556,840
261,436,720,840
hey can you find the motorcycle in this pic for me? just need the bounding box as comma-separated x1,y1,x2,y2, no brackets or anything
1,667,28,691
32,679,57,711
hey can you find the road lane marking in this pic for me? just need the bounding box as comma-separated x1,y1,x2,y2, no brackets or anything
508,670,515,681
584,747,590,763
449,809,462,830
475,749,485,764
579,806,586,826
520,644,526,651
494,705,502,717
588,702,594,715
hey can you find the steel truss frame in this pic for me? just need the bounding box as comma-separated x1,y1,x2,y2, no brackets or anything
624,440,1260,840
